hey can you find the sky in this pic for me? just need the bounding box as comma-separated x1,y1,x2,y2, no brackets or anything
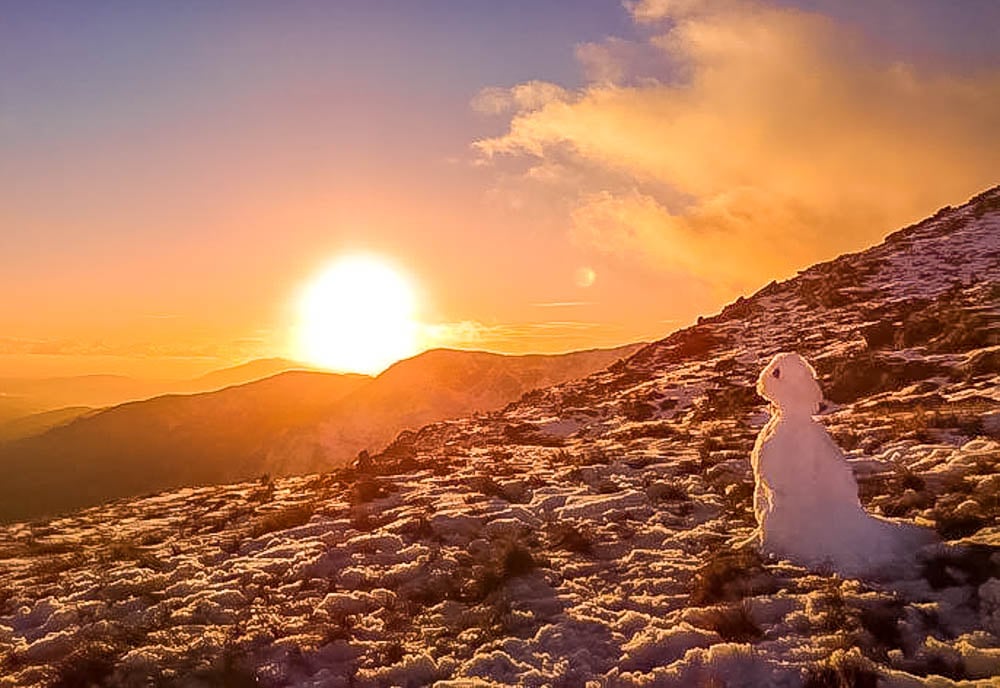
2,0,998,378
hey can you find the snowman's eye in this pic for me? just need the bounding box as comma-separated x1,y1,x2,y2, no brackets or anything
772,368,781,379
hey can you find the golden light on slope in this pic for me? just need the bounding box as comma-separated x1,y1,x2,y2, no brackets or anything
296,254,420,374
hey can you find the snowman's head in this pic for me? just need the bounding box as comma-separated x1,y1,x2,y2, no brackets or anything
757,352,823,415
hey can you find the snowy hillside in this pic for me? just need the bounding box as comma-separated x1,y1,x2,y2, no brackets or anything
1,187,998,687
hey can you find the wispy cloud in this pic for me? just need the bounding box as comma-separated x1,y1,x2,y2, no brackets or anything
474,0,1000,291
0,337,268,361
419,319,633,352
530,301,596,308
471,81,569,115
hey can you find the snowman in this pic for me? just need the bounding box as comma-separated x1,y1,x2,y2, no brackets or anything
749,352,935,577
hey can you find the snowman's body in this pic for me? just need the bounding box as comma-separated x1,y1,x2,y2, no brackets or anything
751,352,934,577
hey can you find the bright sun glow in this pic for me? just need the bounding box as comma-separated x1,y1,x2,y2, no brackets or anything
296,255,420,374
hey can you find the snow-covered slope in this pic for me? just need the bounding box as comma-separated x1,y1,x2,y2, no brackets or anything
0,187,998,687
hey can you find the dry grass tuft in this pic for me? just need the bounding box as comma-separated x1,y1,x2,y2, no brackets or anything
704,601,764,642
350,478,386,505
547,521,595,556
690,546,776,606
802,651,880,688
468,541,537,601
250,504,314,538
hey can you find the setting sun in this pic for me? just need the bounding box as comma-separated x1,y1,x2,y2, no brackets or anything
296,255,420,374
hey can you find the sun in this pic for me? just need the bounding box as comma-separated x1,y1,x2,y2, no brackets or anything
296,254,420,374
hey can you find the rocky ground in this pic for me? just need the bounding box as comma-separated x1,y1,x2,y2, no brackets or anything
1,187,998,686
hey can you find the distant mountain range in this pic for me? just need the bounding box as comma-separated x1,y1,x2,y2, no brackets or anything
0,357,312,420
187,357,314,391
0,406,93,444
262,346,647,474
0,344,641,522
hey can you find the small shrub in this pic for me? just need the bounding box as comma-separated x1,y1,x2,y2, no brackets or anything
616,421,676,440
27,552,87,578
135,531,169,547
659,397,679,412
722,481,755,522
351,478,385,505
320,618,353,643
250,504,314,538
100,539,162,570
699,437,724,468
866,464,934,517
803,651,879,688
47,620,158,685
931,503,987,540
398,512,434,540
468,475,521,502
467,539,538,602
830,427,861,451
905,653,966,681
594,478,620,494
646,481,688,502
664,329,724,362
471,475,503,497
858,602,903,658
895,466,925,492
51,641,122,688
349,506,375,532
547,522,594,555
502,542,536,577
824,587,856,636
622,399,657,422
251,478,274,503
381,597,417,633
566,447,612,467
921,545,998,590
818,352,946,405
704,602,763,642
25,539,75,556
190,647,259,688
469,567,504,601
690,546,776,605
624,453,662,469
553,449,572,464
378,640,406,665
692,385,760,422
504,423,565,447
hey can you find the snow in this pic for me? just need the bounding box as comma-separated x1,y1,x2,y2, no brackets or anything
750,352,937,577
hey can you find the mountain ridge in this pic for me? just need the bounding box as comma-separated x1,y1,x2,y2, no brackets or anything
0,358,319,419
0,344,643,522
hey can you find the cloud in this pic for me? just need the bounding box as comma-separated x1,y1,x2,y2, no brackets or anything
471,81,569,116
530,301,596,308
419,319,628,352
0,336,267,360
474,0,1000,291
625,0,738,23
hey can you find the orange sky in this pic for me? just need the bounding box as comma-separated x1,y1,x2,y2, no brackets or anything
2,1,998,378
